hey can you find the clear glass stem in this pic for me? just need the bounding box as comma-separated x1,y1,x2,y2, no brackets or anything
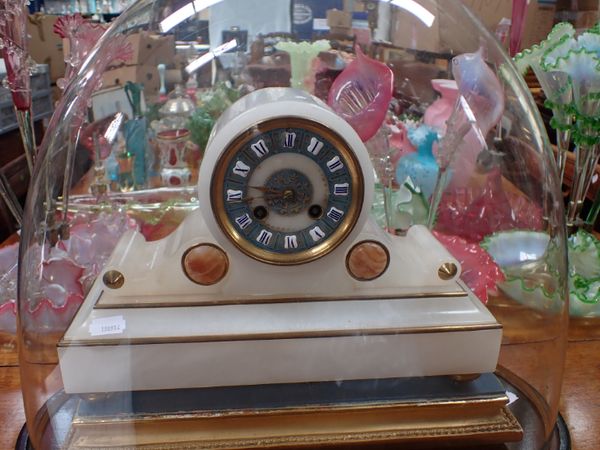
555,128,571,187
583,147,600,197
567,144,599,228
0,172,22,227
426,113,471,229
586,188,600,228
15,108,36,176
382,179,393,232
365,128,394,232
427,167,449,229
61,128,83,232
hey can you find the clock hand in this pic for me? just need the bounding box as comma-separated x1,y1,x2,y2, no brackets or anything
248,185,282,194
241,193,284,202
249,185,297,200
241,195,265,202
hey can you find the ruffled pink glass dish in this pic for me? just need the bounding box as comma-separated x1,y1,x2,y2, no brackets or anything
435,170,544,242
0,242,18,335
54,14,133,92
1,190,198,337
433,231,504,303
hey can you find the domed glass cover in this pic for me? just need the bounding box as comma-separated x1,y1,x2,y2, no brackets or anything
18,1,568,449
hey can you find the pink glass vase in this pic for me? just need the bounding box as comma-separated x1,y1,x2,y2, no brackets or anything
328,46,394,142
423,79,458,134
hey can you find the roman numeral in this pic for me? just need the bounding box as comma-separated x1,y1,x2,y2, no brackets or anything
235,213,252,230
327,207,344,222
283,132,297,148
256,229,273,245
307,137,324,155
226,189,243,202
327,156,344,173
233,160,251,177
284,235,298,249
333,183,349,196
309,226,326,242
251,140,269,158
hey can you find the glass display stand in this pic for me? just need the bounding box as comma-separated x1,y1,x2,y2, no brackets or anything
14,373,571,450
15,2,570,450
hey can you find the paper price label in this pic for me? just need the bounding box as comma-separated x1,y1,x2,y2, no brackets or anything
89,316,126,337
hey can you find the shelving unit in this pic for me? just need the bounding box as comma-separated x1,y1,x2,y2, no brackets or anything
0,65,52,241
0,65,53,135
29,0,135,15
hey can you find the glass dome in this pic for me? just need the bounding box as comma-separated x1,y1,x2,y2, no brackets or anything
18,1,568,449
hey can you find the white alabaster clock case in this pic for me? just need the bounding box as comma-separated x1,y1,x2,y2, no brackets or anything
57,88,502,394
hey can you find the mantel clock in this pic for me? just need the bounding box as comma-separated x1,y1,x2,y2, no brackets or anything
56,89,516,448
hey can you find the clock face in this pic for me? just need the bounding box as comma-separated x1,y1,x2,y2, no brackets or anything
211,117,364,265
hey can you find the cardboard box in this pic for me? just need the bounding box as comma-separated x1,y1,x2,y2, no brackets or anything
461,0,512,30
391,2,441,53
126,32,176,67
63,31,176,70
329,26,353,35
27,14,65,83
391,0,556,55
522,1,557,49
461,0,557,50
343,0,364,12
327,9,353,28
102,65,161,97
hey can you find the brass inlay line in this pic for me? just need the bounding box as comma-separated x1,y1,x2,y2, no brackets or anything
93,290,469,309
58,323,501,347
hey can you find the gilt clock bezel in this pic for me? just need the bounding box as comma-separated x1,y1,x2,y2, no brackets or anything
210,117,365,266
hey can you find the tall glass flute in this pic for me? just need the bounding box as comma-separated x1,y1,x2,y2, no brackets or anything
540,71,574,186
585,185,600,228
563,73,600,228
513,22,576,187
567,117,600,228
567,141,599,227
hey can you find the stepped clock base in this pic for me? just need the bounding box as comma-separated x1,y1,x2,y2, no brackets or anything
17,371,571,450
63,374,521,449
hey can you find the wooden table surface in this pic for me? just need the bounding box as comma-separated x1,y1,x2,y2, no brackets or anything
560,338,600,450
0,326,598,450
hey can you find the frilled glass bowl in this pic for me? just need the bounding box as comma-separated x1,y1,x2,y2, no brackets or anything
17,1,568,449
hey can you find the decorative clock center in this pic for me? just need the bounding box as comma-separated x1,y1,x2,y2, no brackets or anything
264,169,313,215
